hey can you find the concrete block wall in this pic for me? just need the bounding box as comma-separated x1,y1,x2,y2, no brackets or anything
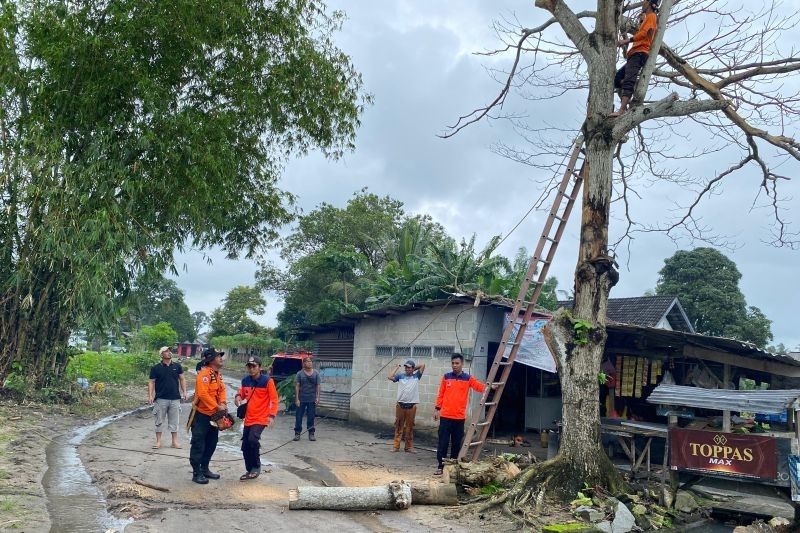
349,304,505,431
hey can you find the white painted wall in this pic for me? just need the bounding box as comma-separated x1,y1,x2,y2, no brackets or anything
349,304,503,430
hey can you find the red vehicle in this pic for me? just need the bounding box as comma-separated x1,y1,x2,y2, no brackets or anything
269,351,313,383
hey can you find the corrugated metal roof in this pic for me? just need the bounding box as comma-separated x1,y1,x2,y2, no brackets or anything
646,384,800,414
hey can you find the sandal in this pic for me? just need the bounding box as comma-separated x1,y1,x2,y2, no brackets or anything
433,468,443,476
239,471,260,481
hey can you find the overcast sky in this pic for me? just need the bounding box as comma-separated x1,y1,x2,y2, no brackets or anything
172,1,800,350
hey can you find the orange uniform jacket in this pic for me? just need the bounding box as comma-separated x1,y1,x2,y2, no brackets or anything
435,372,486,420
237,374,279,427
627,12,657,58
195,366,226,416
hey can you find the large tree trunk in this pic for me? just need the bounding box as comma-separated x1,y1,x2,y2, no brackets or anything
536,0,626,501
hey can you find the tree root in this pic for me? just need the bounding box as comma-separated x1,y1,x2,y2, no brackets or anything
474,454,627,520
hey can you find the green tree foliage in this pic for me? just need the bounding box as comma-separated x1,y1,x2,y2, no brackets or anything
261,190,407,329
766,343,787,355
282,189,405,268
211,333,283,358
191,312,209,335
124,276,196,341
655,248,773,347
0,0,367,386
262,191,562,334
134,322,178,351
210,286,266,338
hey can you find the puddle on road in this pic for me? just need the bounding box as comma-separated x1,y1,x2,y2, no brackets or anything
42,408,147,533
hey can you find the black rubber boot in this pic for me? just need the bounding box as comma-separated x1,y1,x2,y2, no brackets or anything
192,471,209,484
201,465,220,480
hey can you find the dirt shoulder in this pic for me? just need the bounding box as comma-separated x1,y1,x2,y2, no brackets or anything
79,391,517,532
0,384,146,532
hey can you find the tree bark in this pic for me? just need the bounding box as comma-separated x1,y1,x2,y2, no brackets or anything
288,482,413,510
535,0,625,501
409,481,458,505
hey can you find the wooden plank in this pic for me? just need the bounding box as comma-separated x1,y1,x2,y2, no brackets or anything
616,436,634,462
633,437,652,472
683,345,800,378
723,364,731,433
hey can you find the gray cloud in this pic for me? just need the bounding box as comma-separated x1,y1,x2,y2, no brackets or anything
172,1,800,349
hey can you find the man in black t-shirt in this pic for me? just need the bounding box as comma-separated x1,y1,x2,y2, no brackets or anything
148,347,187,449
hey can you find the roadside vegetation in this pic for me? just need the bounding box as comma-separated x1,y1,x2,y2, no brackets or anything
2,349,153,409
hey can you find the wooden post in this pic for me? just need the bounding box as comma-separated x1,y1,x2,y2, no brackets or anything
795,409,800,442
722,364,731,433
665,414,679,508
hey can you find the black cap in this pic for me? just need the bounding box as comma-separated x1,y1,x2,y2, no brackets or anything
202,348,225,363
246,356,262,366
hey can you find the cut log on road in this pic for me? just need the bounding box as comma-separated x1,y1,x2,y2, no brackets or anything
289,481,412,511
409,480,458,505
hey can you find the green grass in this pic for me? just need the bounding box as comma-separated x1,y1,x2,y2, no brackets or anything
0,497,18,512
65,351,154,385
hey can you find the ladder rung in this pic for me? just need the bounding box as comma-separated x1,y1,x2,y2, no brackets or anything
498,360,512,365
522,278,544,285
549,213,565,222
468,440,484,447
483,401,498,406
544,236,557,243
476,421,491,427
490,382,505,387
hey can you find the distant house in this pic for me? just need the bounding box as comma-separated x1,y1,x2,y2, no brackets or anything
176,341,203,358
558,295,694,332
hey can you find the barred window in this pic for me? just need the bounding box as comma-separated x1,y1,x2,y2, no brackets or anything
434,345,455,358
412,346,432,358
393,346,411,359
376,345,393,357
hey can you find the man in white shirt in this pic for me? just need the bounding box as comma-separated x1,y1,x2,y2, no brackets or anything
387,359,426,453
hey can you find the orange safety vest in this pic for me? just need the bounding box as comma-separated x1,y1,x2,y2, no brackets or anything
195,366,226,416
435,372,486,420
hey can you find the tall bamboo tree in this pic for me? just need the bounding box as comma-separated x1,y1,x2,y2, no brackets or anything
0,0,367,387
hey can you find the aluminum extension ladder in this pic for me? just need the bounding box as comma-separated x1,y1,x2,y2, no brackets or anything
458,136,587,462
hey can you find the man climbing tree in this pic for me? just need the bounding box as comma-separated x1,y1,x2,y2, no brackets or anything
611,0,658,117
443,0,800,514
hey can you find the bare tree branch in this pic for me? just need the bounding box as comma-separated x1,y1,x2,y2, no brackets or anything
534,0,596,63
612,92,728,138
660,44,800,160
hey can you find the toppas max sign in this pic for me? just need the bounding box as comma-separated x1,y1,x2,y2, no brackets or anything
670,428,777,480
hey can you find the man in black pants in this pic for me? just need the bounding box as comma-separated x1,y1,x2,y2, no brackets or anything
189,348,226,484
611,0,659,117
432,354,486,476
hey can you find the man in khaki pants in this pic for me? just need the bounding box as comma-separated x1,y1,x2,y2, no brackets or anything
387,359,425,453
